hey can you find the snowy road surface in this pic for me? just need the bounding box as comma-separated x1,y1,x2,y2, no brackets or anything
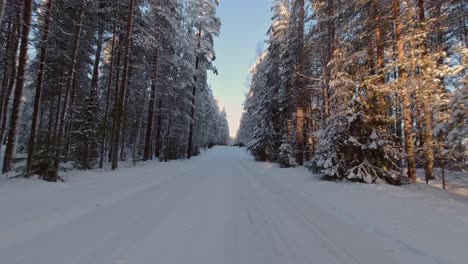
1,147,468,264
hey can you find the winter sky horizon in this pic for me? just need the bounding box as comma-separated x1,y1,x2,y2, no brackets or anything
208,0,272,138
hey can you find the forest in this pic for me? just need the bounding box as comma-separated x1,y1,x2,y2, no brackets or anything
0,0,230,181
237,0,467,185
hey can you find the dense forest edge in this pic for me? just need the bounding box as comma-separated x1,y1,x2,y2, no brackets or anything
236,0,467,185
0,0,229,181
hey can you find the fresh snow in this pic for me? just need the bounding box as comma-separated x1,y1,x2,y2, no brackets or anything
416,168,468,199
1,146,468,264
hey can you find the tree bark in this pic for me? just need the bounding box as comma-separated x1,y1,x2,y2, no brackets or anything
295,0,306,165
0,9,20,152
393,0,417,182
109,45,122,163
2,0,33,173
417,0,435,182
0,18,13,134
112,0,136,170
52,0,86,173
57,0,86,142
372,0,387,115
321,0,334,124
133,112,143,165
99,26,117,169
143,50,159,161
26,0,54,175
155,97,162,158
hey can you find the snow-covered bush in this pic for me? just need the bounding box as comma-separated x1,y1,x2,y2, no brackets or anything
312,111,405,185
248,137,275,162
277,143,297,168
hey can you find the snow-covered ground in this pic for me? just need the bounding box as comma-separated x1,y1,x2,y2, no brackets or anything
1,146,467,264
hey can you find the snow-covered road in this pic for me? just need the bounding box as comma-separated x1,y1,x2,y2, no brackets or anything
1,147,467,264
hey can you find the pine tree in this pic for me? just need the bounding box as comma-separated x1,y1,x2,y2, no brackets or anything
2,0,33,174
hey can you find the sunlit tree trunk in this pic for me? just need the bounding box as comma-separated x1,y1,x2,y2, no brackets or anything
417,0,434,182
394,0,417,182
372,0,387,115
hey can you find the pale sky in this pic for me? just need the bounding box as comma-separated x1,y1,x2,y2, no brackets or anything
208,0,272,138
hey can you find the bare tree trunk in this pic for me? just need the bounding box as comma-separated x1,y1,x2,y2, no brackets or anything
143,50,159,161
437,137,446,189
295,0,306,165
112,0,136,170
99,26,117,169
26,0,54,175
373,0,384,76
321,0,334,124
394,0,417,182
0,9,20,153
165,96,177,162
372,0,387,115
57,0,85,143
46,98,55,149
417,0,435,182
53,73,65,139
2,0,33,174
155,97,162,158
120,117,127,161
133,111,143,165
187,83,197,159
0,19,13,133
109,46,122,163
54,0,85,170
366,6,375,76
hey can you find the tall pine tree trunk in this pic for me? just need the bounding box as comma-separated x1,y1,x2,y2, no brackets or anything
321,0,334,124
417,0,434,182
0,9,20,153
143,50,159,161
0,19,13,134
2,0,33,174
155,97,162,158
372,0,387,115
109,46,122,163
55,0,85,168
26,0,54,175
99,27,117,169
394,0,417,182
295,0,306,165
112,0,136,170
133,109,144,165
